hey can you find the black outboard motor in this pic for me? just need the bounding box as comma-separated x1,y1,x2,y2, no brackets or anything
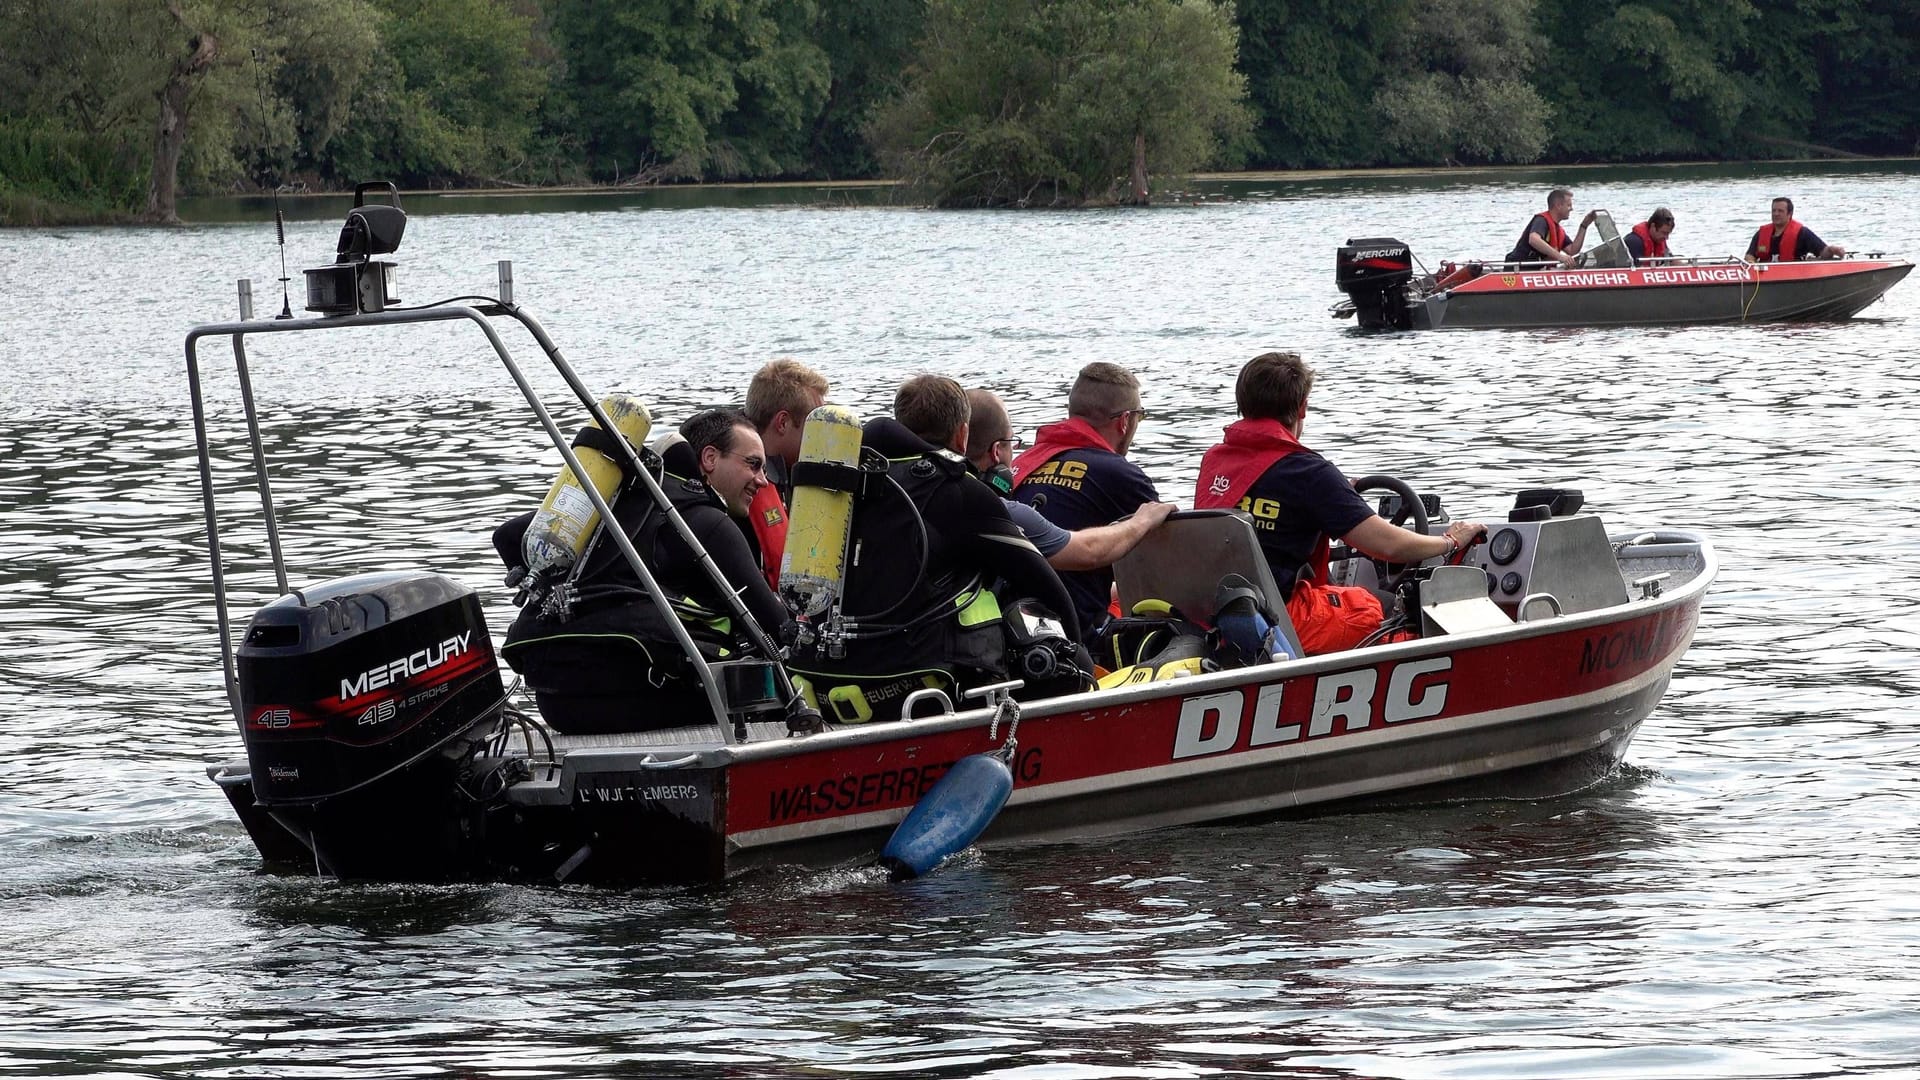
1334,238,1415,331
235,570,507,878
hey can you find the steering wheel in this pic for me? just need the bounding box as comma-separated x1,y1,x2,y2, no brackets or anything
1349,474,1430,588
1351,474,1429,534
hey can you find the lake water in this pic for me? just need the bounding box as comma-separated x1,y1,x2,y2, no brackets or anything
3,161,1919,1077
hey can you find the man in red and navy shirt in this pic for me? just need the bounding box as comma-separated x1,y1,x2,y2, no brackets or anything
1011,362,1161,642
1194,352,1485,655
1746,197,1846,262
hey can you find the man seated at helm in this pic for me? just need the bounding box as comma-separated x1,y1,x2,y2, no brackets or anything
1506,187,1601,268
1194,352,1484,655
496,408,794,734
790,375,1081,724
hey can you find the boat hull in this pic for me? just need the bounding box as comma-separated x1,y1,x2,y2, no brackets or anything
1417,259,1911,329
714,594,1693,876
213,531,1712,887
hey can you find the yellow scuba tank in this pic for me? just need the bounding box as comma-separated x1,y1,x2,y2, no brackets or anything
523,393,652,580
778,404,864,616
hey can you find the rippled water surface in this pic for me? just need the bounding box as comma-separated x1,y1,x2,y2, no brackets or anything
4,162,1919,1077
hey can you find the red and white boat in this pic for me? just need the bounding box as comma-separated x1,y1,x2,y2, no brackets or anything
1333,213,1911,331
197,197,1718,885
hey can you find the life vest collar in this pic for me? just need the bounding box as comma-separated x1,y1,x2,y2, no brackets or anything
1194,417,1309,510
1012,416,1119,487
1194,416,1330,587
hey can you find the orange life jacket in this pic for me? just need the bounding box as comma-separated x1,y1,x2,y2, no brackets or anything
1536,213,1569,252
1752,220,1805,263
1631,221,1669,259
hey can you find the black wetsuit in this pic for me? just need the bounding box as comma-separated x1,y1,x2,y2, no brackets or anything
498,442,792,733
792,419,1077,722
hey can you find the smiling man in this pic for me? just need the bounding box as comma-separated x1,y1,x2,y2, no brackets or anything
495,407,792,734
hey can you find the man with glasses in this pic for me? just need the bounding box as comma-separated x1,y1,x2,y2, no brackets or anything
1011,363,1163,642
496,408,793,733
967,388,1172,572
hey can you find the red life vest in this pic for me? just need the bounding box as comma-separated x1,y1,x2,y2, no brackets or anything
1516,212,1569,260
1752,220,1805,263
747,482,788,590
1631,221,1668,259
1193,417,1330,585
1537,213,1569,252
1011,416,1115,487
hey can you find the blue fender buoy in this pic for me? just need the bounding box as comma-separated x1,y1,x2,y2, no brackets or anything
880,749,1014,880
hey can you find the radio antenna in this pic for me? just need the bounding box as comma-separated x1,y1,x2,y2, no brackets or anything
272,186,293,319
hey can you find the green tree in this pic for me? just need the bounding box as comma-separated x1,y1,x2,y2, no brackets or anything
1372,0,1552,164
871,0,1250,207
549,0,832,180
0,0,153,220
808,0,926,177
1533,0,1755,160
0,0,398,221
1235,0,1413,168
1805,0,1920,154
317,0,552,185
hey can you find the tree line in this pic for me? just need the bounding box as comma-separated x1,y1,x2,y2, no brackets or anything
2,0,1915,223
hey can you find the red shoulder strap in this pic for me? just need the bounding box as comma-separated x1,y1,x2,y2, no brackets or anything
748,484,788,590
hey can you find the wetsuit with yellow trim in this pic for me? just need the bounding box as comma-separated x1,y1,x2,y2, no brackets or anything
496,440,794,734
789,417,1080,725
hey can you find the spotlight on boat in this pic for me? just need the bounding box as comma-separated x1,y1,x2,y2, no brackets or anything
304,181,406,316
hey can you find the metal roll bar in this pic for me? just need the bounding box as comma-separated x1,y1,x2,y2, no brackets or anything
186,262,793,742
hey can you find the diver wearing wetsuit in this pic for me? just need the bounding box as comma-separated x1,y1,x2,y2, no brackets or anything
791,376,1079,724
498,409,794,734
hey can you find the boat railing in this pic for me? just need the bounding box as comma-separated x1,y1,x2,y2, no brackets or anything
186,257,787,743
1487,253,1765,272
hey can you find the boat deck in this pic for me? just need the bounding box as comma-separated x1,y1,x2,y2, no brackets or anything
545,720,788,752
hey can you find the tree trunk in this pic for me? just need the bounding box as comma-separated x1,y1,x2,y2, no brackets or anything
143,2,218,225
1127,131,1149,206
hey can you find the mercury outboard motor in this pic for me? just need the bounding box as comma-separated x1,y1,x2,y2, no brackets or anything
1334,238,1415,331
235,570,507,878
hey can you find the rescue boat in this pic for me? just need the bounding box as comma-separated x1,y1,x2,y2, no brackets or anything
1333,212,1911,331
197,194,1717,885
